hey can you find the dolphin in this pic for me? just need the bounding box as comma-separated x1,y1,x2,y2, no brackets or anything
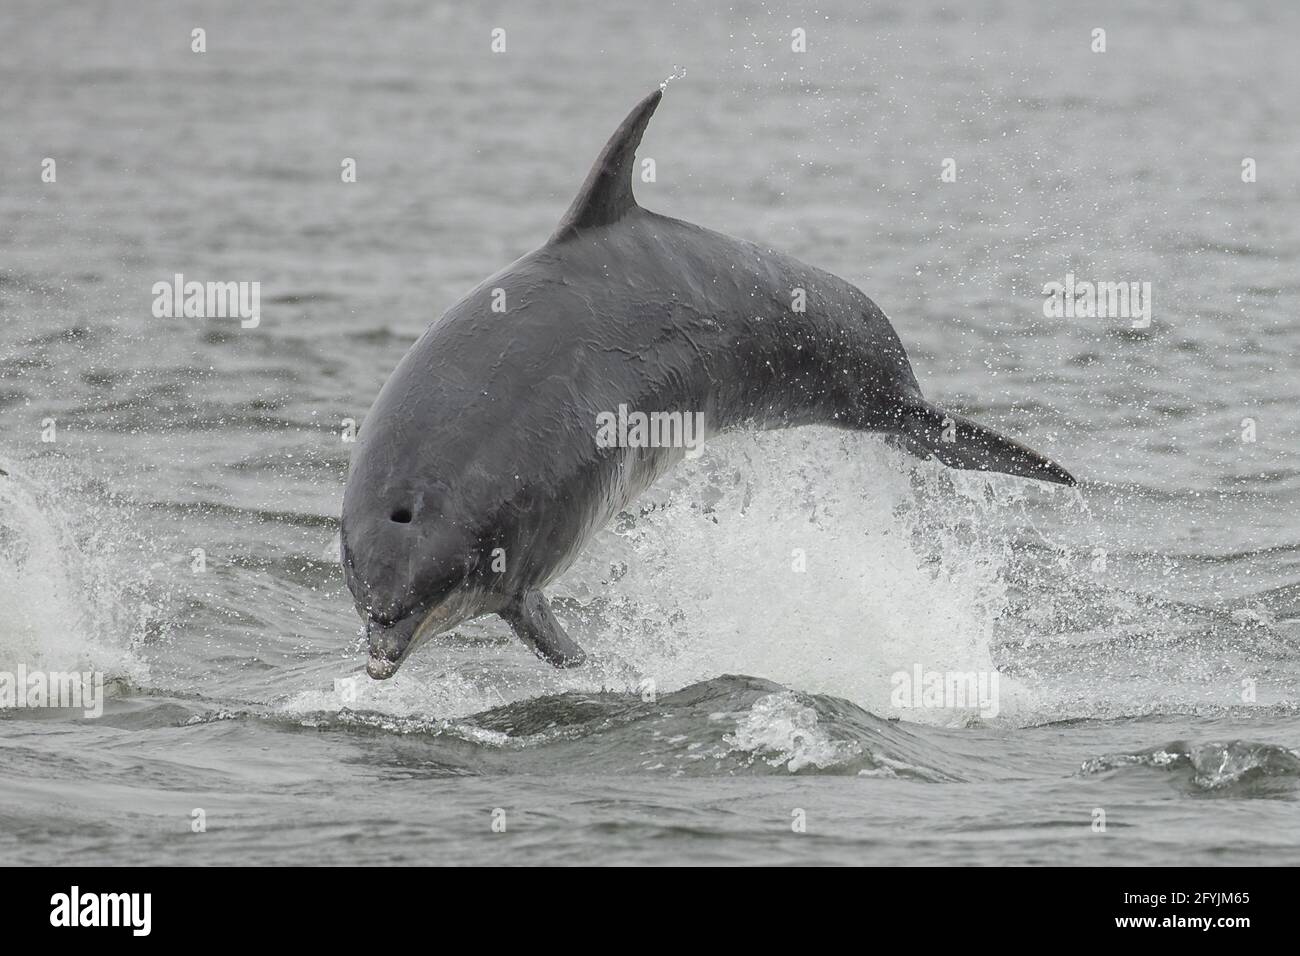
341,88,1075,679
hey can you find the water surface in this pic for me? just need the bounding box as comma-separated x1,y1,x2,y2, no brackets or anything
2,0,1298,865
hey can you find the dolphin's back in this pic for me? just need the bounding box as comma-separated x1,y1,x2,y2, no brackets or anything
351,206,918,597
549,208,924,434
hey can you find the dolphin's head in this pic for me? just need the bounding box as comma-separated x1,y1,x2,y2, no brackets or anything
340,402,510,680
339,268,579,680
340,488,490,678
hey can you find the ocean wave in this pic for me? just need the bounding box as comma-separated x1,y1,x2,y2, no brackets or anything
269,675,966,779
1080,739,1300,795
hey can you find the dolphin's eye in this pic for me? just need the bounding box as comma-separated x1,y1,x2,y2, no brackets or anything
390,507,413,524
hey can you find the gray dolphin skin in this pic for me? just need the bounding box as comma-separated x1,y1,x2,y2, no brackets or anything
341,88,1076,680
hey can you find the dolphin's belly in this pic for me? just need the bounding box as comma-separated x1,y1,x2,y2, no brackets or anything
531,441,683,591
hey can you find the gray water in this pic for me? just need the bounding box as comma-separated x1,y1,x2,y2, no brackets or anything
2,0,1299,865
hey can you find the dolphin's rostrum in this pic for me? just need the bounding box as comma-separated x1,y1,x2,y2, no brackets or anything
341,88,1075,679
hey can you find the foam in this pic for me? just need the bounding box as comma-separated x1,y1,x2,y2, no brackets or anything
295,430,1046,724
0,461,146,682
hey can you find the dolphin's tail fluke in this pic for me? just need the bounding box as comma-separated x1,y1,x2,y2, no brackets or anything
898,400,1076,486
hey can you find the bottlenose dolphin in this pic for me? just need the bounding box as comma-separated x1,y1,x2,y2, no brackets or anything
341,89,1075,679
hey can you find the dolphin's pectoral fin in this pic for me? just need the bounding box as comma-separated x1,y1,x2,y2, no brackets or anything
501,591,587,668
899,400,1077,486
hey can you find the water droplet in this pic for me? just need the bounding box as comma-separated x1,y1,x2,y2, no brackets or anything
659,66,687,91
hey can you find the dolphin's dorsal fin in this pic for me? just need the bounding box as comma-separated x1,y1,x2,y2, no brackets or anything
550,89,662,242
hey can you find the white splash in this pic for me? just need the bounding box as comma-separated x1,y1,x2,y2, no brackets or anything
0,462,146,682
724,691,861,772
554,428,1033,722
288,429,1045,725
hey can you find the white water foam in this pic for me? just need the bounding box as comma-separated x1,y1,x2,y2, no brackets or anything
558,428,1037,723
0,461,147,682
293,429,1055,725
723,690,863,772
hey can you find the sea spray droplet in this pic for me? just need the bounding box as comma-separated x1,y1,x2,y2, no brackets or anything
659,66,687,91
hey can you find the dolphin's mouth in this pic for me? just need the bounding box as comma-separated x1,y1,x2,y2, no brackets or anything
364,610,431,680
363,596,469,680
